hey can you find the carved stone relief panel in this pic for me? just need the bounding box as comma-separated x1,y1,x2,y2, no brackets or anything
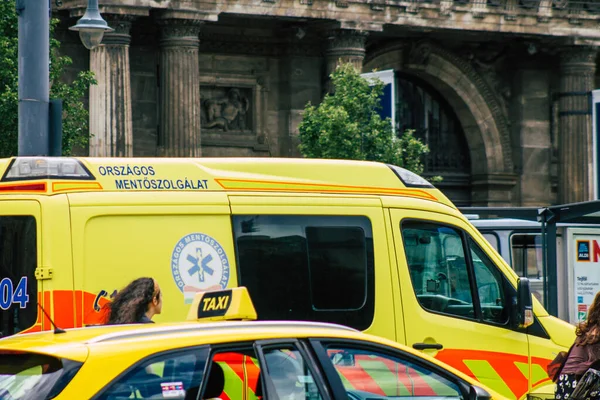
201,86,253,133
199,73,269,153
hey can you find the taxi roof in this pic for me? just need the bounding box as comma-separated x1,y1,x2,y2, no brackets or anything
0,320,482,388
0,156,455,208
0,321,364,364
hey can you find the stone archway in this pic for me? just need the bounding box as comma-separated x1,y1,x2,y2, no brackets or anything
364,41,517,206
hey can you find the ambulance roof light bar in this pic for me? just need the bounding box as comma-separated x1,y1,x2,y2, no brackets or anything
2,157,95,181
387,164,433,188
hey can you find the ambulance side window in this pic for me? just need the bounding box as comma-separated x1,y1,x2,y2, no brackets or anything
402,221,475,319
469,238,508,324
402,221,508,325
233,215,375,330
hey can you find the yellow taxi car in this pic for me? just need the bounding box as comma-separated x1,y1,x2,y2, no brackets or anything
0,288,505,400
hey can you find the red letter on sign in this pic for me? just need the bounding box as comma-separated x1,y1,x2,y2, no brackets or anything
593,240,600,262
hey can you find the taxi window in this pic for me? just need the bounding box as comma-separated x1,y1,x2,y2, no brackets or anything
233,215,375,330
205,349,262,400
262,346,324,400
97,347,208,400
0,352,82,399
323,345,464,399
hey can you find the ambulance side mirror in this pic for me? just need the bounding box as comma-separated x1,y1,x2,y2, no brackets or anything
515,277,534,329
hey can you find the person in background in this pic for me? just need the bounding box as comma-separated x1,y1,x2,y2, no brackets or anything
106,277,163,325
556,291,600,400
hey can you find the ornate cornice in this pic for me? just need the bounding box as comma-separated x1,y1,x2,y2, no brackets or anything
198,32,322,57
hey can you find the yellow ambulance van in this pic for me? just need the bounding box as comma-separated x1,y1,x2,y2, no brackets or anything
0,156,573,400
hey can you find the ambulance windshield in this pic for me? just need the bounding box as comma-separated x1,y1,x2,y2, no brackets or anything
0,216,37,338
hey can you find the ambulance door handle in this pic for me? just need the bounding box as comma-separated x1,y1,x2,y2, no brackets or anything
412,343,443,350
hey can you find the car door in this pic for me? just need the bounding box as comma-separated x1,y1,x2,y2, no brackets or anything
389,209,530,400
201,340,332,400
309,338,484,400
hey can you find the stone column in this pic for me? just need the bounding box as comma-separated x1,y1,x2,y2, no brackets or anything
89,15,133,157
324,29,368,93
558,47,597,203
158,19,202,157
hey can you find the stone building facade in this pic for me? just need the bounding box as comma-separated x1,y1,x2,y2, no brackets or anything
56,0,600,207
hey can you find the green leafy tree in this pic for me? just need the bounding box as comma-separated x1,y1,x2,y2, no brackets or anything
299,63,432,177
0,1,95,157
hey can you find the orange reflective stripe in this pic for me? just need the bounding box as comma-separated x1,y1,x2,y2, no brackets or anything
23,290,112,333
435,349,540,399
52,290,75,328
75,290,83,327
43,291,52,330
337,364,386,395
83,290,110,325
213,352,263,400
245,355,261,399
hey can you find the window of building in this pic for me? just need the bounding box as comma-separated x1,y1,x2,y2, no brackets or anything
396,75,471,206
233,215,375,330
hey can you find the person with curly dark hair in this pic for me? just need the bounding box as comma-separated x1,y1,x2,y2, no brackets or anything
556,291,600,400
106,277,163,325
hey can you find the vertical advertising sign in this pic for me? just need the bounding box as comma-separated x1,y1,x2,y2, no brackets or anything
361,70,396,132
593,90,600,199
572,234,600,322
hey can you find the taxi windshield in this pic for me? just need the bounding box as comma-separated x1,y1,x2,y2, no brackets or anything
0,352,82,400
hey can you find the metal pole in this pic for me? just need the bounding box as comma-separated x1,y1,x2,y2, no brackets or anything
548,221,558,316
540,210,548,310
17,0,50,156
49,99,63,156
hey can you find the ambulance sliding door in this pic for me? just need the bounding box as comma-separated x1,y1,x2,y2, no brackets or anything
229,194,400,343
69,192,234,325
